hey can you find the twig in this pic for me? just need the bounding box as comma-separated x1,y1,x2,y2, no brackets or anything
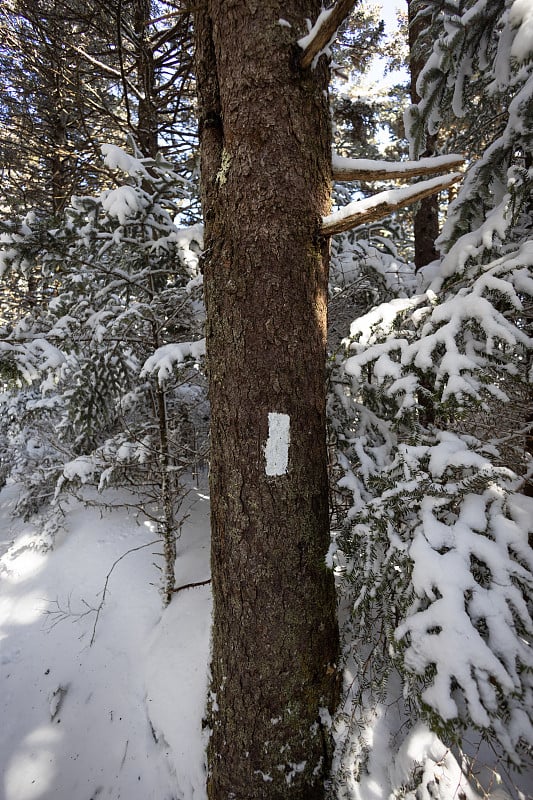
172,578,211,594
90,539,160,645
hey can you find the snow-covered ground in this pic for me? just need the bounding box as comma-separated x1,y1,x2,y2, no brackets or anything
0,481,210,800
1,480,531,800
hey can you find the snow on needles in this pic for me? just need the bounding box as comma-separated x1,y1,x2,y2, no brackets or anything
396,479,533,734
344,249,532,410
509,0,533,62
101,143,150,178
100,185,147,226
141,339,206,385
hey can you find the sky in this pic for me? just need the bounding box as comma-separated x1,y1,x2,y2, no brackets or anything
381,0,403,33
372,1,408,86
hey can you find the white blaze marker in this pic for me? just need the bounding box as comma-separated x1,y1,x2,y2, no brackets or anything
264,412,290,476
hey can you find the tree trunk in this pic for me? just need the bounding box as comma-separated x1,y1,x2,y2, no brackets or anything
407,0,439,270
195,2,340,798
133,0,159,159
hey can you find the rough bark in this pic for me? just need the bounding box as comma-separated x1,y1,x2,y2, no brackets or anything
407,0,440,270
195,2,340,798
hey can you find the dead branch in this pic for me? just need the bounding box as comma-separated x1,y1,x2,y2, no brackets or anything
90,539,160,645
321,172,463,237
332,153,465,182
172,578,211,593
299,0,356,69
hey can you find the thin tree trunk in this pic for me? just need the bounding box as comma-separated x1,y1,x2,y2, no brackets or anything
133,0,158,158
195,2,340,798
131,0,179,597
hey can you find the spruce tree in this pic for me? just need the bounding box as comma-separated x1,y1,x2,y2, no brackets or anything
331,0,533,789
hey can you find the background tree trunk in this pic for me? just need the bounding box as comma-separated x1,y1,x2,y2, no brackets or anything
407,0,439,270
195,2,340,798
133,0,158,159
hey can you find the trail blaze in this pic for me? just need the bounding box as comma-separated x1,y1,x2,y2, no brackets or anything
264,412,290,476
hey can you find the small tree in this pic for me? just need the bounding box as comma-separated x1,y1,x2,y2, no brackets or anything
0,144,207,599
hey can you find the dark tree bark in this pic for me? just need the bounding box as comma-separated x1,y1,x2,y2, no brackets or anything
407,0,440,270
195,2,340,798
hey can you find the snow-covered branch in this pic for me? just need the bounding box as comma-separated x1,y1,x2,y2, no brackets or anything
298,0,356,69
141,340,206,385
332,152,465,182
321,173,463,236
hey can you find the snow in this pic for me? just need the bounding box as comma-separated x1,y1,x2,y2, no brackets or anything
144,586,211,799
100,185,147,225
141,339,206,385
439,193,513,278
297,8,333,51
331,152,463,176
509,0,533,62
100,144,149,178
1,478,531,799
60,455,98,484
0,480,210,800
264,412,290,476
389,723,481,800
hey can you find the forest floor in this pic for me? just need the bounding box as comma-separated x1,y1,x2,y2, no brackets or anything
0,478,531,800
0,479,211,800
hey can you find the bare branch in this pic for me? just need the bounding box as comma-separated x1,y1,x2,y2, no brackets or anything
68,45,143,101
145,9,192,27
321,172,463,237
332,153,465,182
90,539,160,645
172,578,211,594
299,0,356,69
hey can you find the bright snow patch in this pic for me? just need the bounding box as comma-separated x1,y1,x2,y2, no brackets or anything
323,174,463,231
100,144,148,177
297,8,333,51
510,0,533,62
331,152,463,176
0,480,211,800
100,185,145,225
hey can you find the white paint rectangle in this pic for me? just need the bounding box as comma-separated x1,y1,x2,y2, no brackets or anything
264,412,290,476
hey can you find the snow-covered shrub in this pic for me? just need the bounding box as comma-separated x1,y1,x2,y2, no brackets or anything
328,212,416,351
406,0,533,255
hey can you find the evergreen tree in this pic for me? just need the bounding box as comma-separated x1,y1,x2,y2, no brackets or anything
195,2,341,795
331,0,533,790
0,145,206,600
0,0,124,216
